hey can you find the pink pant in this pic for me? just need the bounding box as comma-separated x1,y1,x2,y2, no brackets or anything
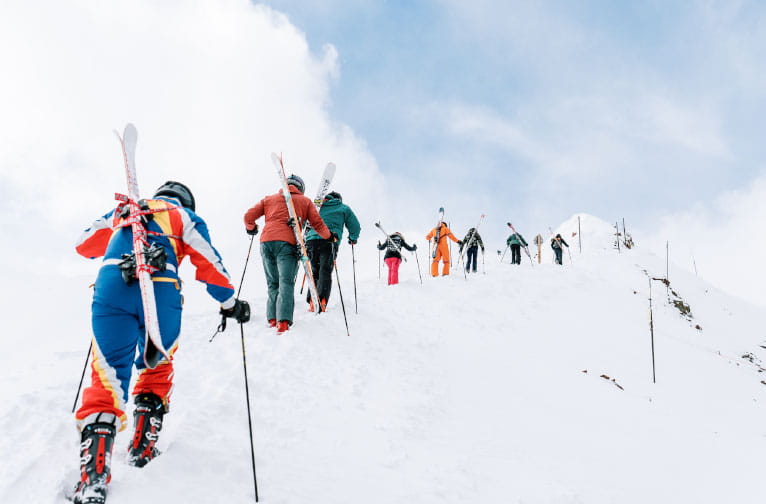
384,257,402,285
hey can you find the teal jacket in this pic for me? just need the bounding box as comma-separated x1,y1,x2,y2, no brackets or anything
507,233,528,247
305,195,361,243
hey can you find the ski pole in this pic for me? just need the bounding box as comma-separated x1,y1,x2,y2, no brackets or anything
482,249,486,274
209,234,259,500
210,234,255,342
351,243,358,314
414,249,423,284
239,319,260,502
299,272,306,295
71,341,92,413
333,254,351,336
525,245,534,266
378,247,381,279
499,245,509,263
461,247,467,280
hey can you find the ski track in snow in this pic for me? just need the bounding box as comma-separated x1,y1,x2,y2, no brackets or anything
1,215,764,503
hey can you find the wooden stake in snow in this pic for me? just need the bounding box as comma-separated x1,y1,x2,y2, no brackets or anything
648,277,657,384
534,234,543,264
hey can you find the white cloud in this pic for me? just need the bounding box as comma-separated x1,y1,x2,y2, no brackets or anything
0,0,384,278
641,172,766,307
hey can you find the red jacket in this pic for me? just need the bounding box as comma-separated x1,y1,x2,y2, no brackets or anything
244,186,331,244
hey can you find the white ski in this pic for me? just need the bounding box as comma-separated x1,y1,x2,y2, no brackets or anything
301,162,336,237
431,207,444,259
456,214,486,271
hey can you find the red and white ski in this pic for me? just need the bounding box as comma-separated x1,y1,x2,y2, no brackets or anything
115,124,169,368
507,222,534,266
271,152,322,315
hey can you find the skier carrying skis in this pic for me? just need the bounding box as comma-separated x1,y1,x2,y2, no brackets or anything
507,230,528,265
377,232,417,285
243,174,332,332
425,221,460,276
551,233,569,265
71,181,250,504
459,227,485,273
304,191,361,312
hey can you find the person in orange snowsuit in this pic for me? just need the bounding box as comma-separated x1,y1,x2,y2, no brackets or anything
425,221,461,276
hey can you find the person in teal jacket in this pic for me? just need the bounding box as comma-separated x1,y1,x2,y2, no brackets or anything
304,191,361,312
507,232,528,265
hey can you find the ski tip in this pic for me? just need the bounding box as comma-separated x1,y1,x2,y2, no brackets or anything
123,123,138,142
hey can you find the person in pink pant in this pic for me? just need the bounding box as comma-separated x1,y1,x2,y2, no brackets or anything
377,232,417,285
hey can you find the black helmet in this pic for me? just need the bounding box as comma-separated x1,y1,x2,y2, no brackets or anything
155,181,195,211
286,174,305,194
326,191,342,202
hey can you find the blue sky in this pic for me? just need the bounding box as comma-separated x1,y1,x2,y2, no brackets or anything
1,0,763,305
263,0,765,225
258,0,766,305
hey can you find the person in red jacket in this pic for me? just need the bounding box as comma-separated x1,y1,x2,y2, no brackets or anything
425,221,461,276
243,174,332,333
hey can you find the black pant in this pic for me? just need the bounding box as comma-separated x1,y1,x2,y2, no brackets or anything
465,246,478,272
510,244,521,264
554,248,563,265
306,239,335,302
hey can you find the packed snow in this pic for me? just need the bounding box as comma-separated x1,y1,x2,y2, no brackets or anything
0,213,764,503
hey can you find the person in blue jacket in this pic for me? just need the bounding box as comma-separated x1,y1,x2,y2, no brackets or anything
304,191,361,312
70,181,250,504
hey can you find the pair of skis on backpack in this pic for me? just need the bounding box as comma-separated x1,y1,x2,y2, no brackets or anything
272,152,336,314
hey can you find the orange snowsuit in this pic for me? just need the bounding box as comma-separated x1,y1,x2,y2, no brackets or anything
425,223,460,276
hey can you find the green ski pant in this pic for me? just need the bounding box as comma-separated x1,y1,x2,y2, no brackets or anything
261,241,299,324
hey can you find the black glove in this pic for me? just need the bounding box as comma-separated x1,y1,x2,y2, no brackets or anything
221,299,251,323
287,217,295,227
457,240,463,246
246,224,259,236
412,244,417,251
348,238,357,245
329,232,339,243
377,241,382,248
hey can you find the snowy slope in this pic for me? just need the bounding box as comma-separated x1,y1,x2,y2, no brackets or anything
0,214,764,504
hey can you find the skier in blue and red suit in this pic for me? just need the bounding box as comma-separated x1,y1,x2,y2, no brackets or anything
70,181,250,504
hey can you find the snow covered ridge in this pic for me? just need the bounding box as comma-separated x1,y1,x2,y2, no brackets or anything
1,214,764,503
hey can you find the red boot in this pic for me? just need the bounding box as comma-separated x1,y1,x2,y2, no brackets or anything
268,319,276,328
277,320,290,333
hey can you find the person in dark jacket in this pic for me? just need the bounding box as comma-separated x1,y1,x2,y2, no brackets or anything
551,233,569,265
377,232,417,285
507,231,528,265
303,191,361,312
459,228,485,273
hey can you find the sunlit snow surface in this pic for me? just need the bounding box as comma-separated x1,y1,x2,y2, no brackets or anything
1,214,763,504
